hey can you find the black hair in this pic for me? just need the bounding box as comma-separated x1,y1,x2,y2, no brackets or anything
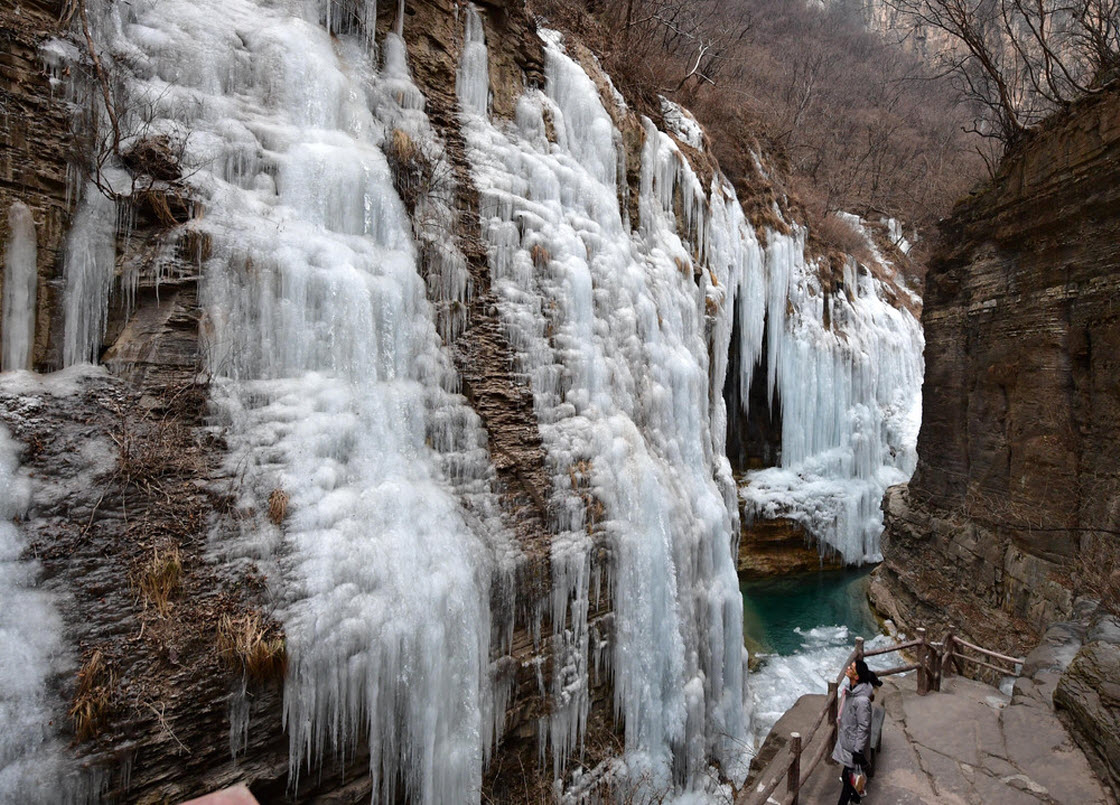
855,658,883,687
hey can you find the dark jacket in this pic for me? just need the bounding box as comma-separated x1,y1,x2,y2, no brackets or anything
831,681,873,767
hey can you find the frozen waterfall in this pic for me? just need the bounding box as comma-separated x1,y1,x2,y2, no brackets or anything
61,182,117,367
31,0,927,798
458,13,749,793
736,229,924,564
84,0,515,801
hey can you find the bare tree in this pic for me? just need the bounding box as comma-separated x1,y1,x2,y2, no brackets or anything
885,0,1120,145
609,0,751,92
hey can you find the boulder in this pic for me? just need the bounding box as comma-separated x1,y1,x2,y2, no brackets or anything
1054,630,1120,797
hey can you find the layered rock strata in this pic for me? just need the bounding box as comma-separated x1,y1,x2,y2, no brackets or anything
874,86,1120,648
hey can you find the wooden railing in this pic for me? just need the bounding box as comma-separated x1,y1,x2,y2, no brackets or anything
737,626,1024,805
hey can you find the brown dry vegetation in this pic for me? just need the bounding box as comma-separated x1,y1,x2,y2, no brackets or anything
134,544,183,615
1077,533,1120,616
70,650,114,743
217,612,288,685
267,488,288,525
530,242,551,268
883,0,1120,148
531,0,987,267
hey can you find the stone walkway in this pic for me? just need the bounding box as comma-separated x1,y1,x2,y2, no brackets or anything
748,672,1109,804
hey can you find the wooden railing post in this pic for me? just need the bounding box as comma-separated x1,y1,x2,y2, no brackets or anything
941,626,956,682
788,732,802,805
854,636,864,663
916,627,929,695
931,631,943,692
826,681,839,765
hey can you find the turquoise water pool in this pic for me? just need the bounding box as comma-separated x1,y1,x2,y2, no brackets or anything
742,566,880,655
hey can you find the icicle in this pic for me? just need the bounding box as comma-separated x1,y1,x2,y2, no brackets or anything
2,203,38,372
61,183,116,367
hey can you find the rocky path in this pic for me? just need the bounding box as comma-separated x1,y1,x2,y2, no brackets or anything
749,672,1110,805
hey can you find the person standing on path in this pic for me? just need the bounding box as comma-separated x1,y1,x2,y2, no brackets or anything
833,658,881,804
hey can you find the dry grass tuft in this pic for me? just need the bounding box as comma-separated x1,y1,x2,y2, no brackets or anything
530,243,551,268
384,128,433,216
268,488,289,525
806,209,876,268
217,612,287,684
135,545,182,616
388,128,418,165
70,650,113,742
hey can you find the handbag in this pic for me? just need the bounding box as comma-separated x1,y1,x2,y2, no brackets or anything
848,765,868,795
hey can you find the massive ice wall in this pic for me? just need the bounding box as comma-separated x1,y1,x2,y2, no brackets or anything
19,0,925,799
73,0,517,801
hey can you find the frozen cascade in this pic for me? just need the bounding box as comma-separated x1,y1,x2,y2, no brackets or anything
2,203,38,371
736,232,924,563
458,13,748,793
32,0,926,797
61,182,117,366
86,0,515,801
0,423,67,799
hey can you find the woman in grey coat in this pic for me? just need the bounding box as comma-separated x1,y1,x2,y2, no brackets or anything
832,659,881,804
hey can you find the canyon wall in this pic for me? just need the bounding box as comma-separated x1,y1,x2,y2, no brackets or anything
872,86,1120,652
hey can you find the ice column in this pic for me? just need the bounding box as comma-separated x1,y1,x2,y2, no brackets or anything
61,184,116,366
457,7,489,116
2,203,37,371
0,424,65,799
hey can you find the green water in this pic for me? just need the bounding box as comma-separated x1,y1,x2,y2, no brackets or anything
741,566,880,656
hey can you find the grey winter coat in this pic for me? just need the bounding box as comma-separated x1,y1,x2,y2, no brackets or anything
831,681,873,768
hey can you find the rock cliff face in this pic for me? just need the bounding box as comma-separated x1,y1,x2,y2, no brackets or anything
872,87,1120,653
0,0,74,369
